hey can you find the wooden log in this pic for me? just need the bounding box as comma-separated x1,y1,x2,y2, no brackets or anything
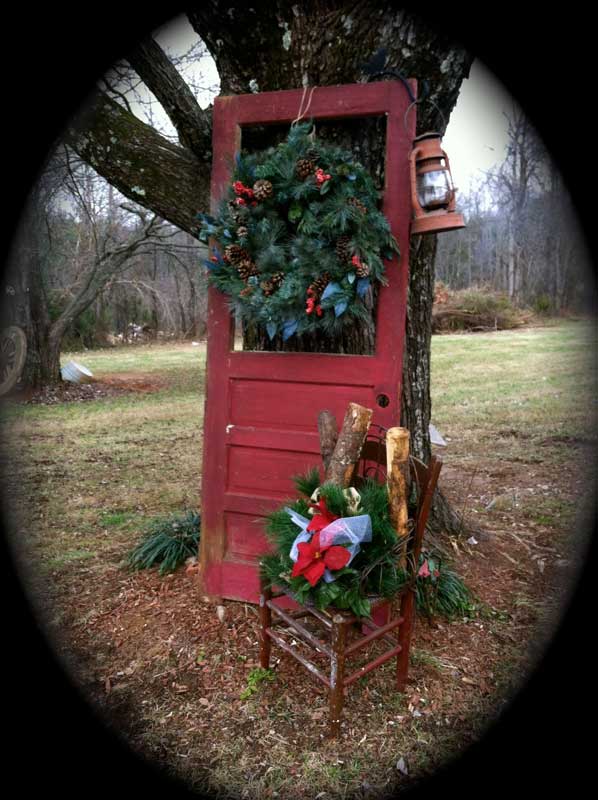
324,402,373,487
386,427,410,564
317,410,338,473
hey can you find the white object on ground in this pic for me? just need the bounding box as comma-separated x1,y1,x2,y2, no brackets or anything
61,360,94,384
429,422,447,446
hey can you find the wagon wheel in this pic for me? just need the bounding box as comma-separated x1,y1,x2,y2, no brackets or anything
0,326,27,396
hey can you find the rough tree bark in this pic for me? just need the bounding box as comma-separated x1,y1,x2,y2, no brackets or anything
2,191,61,387
64,2,473,534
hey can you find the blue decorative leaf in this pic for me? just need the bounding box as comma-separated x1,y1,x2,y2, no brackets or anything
282,319,298,341
266,321,277,340
321,282,342,301
223,228,232,239
334,300,348,317
356,278,371,298
348,174,357,181
347,272,356,284
202,259,219,271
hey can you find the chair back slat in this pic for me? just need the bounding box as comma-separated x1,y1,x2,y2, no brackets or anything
410,455,442,566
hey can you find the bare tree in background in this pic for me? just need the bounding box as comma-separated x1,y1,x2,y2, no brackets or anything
435,108,591,313
3,150,199,386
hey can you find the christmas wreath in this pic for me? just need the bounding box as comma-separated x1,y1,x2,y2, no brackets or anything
197,122,399,341
260,468,413,618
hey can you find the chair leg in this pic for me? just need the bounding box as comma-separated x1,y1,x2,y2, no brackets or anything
396,590,415,692
329,615,348,738
259,583,272,669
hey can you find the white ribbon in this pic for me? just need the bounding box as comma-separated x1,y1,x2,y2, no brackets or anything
286,508,372,583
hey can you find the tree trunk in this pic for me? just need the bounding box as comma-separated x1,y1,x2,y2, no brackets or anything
2,197,61,387
65,3,474,536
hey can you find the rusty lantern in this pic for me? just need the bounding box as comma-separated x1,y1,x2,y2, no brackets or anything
409,132,465,235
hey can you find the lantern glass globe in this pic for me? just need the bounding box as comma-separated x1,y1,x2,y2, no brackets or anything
416,169,453,210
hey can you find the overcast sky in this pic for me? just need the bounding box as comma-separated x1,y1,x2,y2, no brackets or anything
148,17,515,196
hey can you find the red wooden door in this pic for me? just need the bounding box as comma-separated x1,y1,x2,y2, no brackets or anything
200,81,416,603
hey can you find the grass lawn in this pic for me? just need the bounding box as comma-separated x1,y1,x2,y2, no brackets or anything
1,320,596,798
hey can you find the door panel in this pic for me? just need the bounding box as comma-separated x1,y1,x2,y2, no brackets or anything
200,81,416,603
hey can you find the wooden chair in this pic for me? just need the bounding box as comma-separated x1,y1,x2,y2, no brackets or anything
258,431,442,737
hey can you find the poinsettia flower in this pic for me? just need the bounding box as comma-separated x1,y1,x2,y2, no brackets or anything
306,497,339,532
418,559,431,578
291,531,351,586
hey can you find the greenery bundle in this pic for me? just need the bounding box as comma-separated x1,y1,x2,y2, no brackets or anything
260,468,410,618
126,510,200,576
415,553,476,620
261,468,474,620
198,122,399,341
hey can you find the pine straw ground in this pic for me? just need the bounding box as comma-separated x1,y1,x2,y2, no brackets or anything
1,324,596,799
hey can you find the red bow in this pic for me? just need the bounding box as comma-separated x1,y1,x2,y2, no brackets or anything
306,497,339,532
291,531,350,587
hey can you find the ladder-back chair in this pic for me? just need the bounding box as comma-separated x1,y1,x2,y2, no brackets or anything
258,430,442,737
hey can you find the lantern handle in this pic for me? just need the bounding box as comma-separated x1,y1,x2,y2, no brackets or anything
365,68,424,105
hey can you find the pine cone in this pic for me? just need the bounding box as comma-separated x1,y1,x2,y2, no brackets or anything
308,272,331,300
260,271,284,296
237,226,248,239
228,200,246,224
239,285,254,298
237,258,259,281
253,179,273,201
224,244,248,265
336,235,352,264
348,196,367,215
356,262,370,278
296,157,316,180
306,146,320,162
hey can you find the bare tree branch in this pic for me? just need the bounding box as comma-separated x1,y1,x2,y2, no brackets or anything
125,37,212,157
65,89,211,236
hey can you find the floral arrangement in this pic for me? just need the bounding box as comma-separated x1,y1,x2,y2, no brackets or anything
260,468,411,618
197,122,399,341
260,467,475,620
